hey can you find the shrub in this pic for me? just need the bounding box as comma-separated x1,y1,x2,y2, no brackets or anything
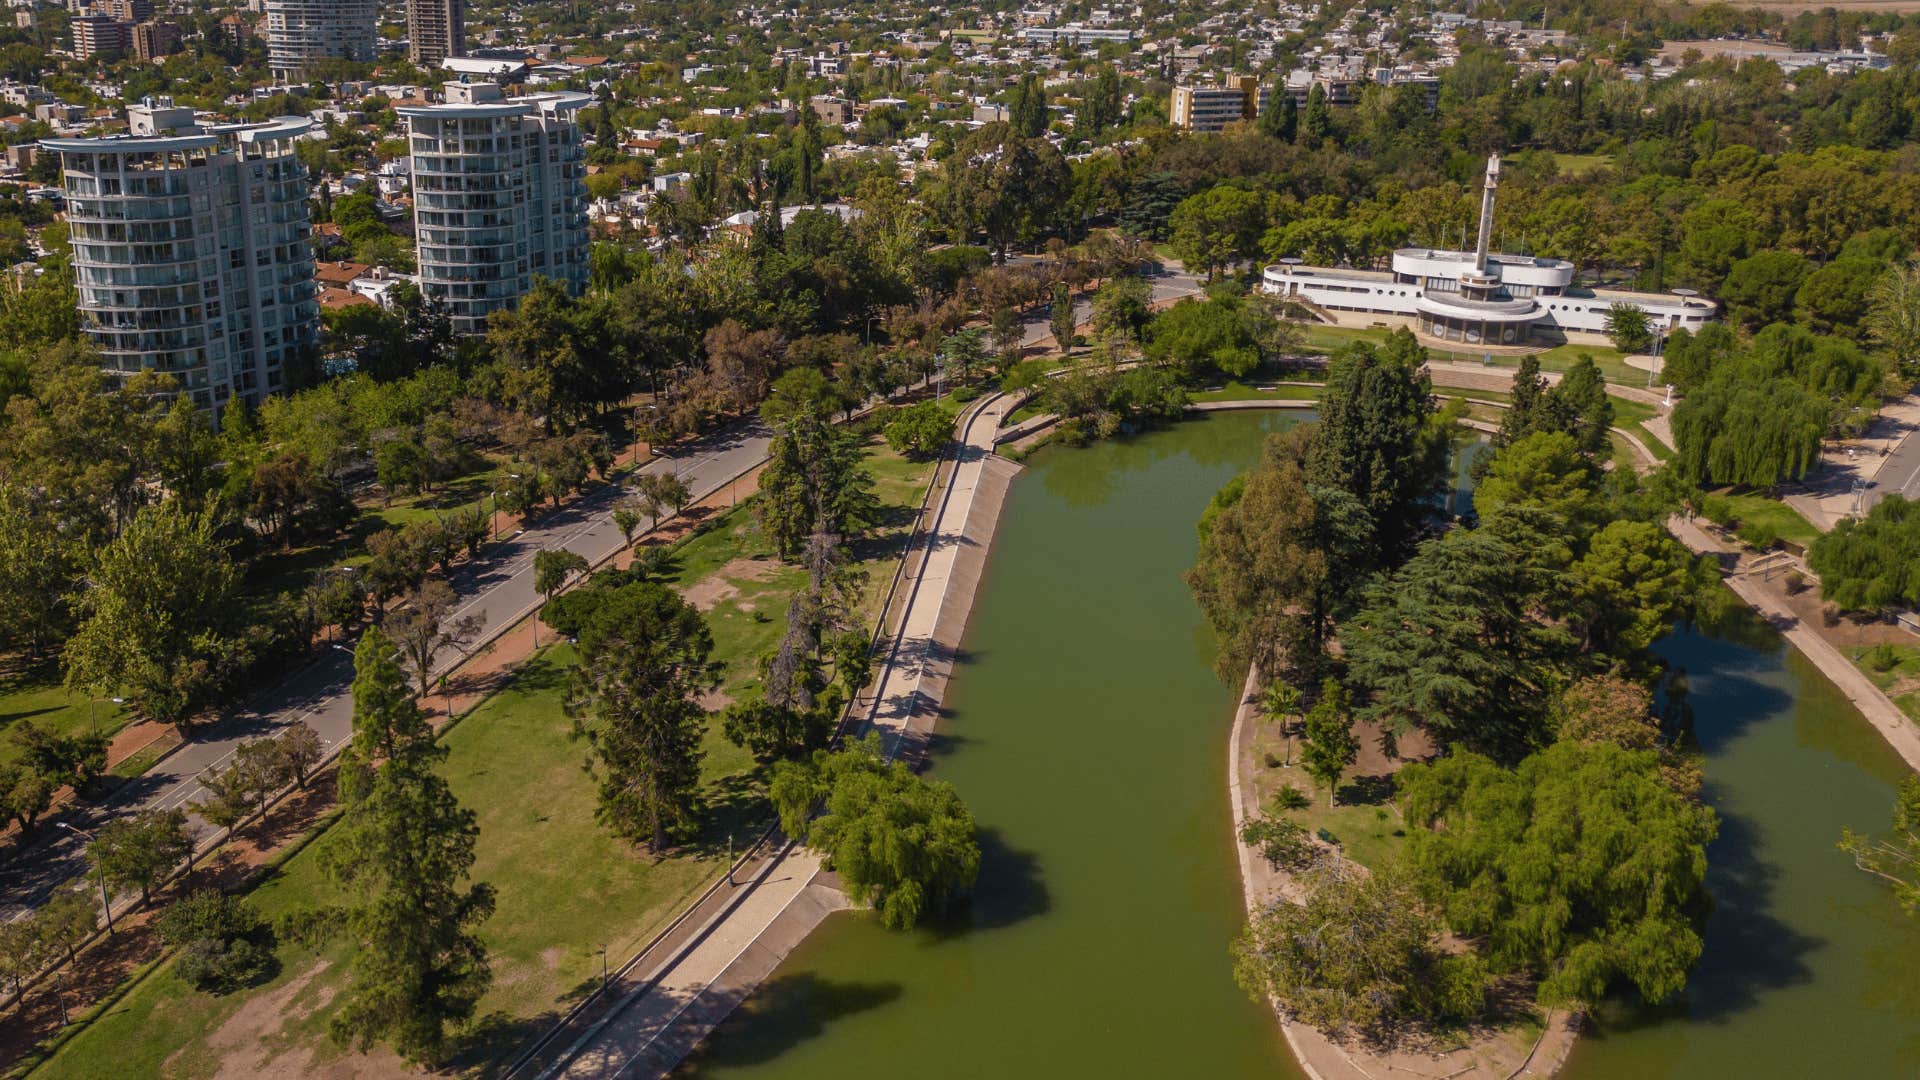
174,936,273,995
158,890,272,994
1262,752,1282,769
951,385,981,403
1784,570,1808,595
1736,521,1778,550
1823,604,1843,628
1270,786,1312,812
1865,644,1902,673
1239,815,1319,871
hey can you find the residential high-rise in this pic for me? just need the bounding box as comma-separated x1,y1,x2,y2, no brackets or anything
399,82,590,335
74,15,131,61
408,0,465,67
41,99,320,414
1170,77,1268,132
131,21,183,61
265,0,377,81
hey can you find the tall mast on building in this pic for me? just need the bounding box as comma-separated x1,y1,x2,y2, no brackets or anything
1472,152,1501,273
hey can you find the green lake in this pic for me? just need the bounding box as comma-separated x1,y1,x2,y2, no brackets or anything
679,410,1920,1079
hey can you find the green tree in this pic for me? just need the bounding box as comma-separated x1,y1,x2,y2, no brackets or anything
1345,524,1574,763
1299,680,1359,806
1605,302,1653,354
385,580,485,707
1810,495,1920,613
883,400,951,459
1090,274,1153,344
1571,520,1695,656
721,696,834,762
1306,332,1448,568
1168,185,1264,282
1472,430,1603,533
1865,257,1920,380
156,890,270,994
0,482,78,657
564,582,719,851
1049,281,1077,356
1233,862,1486,1039
1540,355,1614,461
324,649,493,1065
0,764,53,835
88,808,191,907
1841,775,1920,915
1187,427,1371,679
275,722,325,789
533,548,590,631
1671,376,1828,489
1720,250,1810,330
1795,256,1882,339
769,739,980,929
339,627,436,804
1399,740,1718,1009
756,406,879,560
62,500,245,733
634,472,692,522
34,889,96,967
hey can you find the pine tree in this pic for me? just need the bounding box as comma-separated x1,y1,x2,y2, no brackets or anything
565,582,719,851
326,633,493,1065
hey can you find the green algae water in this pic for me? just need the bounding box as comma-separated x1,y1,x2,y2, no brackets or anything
1561,609,1920,1078
679,411,1301,1079
680,411,1920,1080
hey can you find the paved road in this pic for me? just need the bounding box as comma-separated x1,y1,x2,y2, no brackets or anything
0,421,773,921
1872,395,1920,502
1016,260,1206,348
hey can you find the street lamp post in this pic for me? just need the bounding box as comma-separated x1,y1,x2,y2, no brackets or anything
55,822,114,934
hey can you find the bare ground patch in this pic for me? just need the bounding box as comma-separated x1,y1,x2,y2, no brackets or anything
678,556,783,612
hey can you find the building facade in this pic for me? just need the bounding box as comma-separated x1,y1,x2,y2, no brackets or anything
400,82,590,335
266,0,377,81
131,21,183,61
407,0,465,67
41,99,319,414
1170,78,1265,132
74,15,130,61
1262,154,1717,347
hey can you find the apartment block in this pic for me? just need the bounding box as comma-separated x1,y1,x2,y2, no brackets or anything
40,98,320,414
408,0,465,67
399,82,590,335
266,0,377,81
1170,77,1263,132
132,20,183,61
74,15,130,61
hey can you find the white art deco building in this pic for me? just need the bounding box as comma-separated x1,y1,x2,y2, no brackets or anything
399,82,591,336
41,98,319,414
266,0,378,81
1263,154,1716,347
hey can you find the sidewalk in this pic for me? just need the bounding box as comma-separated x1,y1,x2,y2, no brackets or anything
1782,394,1920,531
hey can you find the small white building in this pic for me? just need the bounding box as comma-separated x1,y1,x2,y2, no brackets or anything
1262,154,1716,347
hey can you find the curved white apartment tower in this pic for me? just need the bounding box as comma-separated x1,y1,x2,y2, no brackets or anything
400,82,590,336
266,0,377,81
41,98,319,415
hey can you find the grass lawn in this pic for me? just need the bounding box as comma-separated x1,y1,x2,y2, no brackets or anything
1244,720,1407,874
1300,324,1641,384
32,439,939,1080
1549,151,1613,177
0,672,129,768
1707,493,1821,549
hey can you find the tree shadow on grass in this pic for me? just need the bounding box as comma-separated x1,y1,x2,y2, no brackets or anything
673,973,904,1074
1335,774,1395,808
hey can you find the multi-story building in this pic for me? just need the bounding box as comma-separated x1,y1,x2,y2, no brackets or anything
407,0,465,67
399,81,590,335
131,20,183,61
265,0,377,81
1170,77,1266,132
40,98,320,415
1261,155,1717,347
74,15,130,61
98,0,154,21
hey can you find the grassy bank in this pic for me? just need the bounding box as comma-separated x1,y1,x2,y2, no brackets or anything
0,675,129,769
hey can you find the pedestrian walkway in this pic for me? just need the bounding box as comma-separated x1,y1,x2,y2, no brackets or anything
861,391,1020,761
551,849,832,1080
